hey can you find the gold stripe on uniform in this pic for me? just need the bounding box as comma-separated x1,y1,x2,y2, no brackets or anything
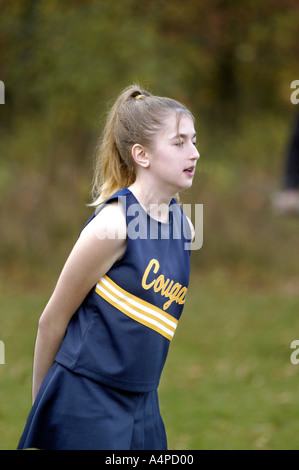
95,275,178,341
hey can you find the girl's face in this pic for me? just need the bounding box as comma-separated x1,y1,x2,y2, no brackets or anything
147,113,199,195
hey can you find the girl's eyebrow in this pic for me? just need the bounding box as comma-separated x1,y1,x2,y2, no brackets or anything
170,132,197,140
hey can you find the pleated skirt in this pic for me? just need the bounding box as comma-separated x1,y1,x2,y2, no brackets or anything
17,362,167,450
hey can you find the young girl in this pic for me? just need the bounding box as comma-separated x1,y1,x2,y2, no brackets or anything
18,84,199,450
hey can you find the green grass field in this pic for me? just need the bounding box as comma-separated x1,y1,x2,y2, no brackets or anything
1,275,299,450
160,278,299,450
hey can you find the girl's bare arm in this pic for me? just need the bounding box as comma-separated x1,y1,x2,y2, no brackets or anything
32,203,126,402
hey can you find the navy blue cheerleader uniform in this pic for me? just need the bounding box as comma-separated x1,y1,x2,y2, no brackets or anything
18,188,192,450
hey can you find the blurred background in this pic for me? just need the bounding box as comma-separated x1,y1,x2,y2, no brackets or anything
1,0,299,449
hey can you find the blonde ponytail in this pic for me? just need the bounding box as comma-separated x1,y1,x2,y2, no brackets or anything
89,84,193,207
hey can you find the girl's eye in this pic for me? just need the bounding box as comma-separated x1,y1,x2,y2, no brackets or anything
175,140,197,147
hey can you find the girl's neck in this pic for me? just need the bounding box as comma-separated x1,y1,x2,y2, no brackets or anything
128,182,172,223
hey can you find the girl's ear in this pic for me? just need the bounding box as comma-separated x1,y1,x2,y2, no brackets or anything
131,144,150,168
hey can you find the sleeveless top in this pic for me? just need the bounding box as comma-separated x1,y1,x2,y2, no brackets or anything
55,188,192,392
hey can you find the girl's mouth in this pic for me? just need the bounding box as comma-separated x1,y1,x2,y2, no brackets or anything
183,166,195,175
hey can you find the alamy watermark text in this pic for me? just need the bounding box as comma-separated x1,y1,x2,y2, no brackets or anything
0,341,5,364
290,340,299,365
0,81,4,104
290,80,299,105
95,198,203,250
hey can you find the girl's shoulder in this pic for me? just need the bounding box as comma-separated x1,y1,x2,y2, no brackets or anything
84,200,127,242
